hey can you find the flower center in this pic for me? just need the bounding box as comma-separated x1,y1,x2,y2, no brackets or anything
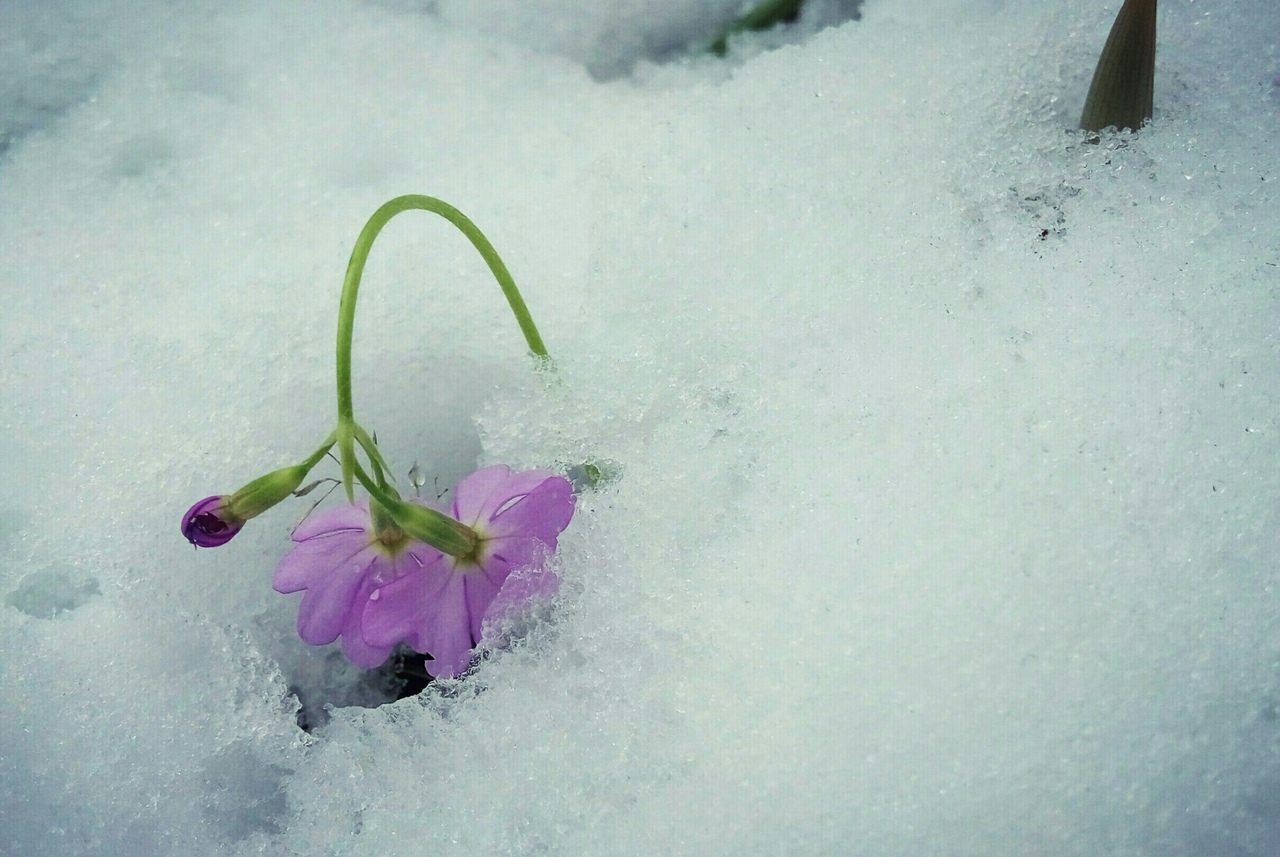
375,527,412,556
454,525,490,570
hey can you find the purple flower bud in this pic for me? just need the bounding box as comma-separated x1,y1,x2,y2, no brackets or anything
181,496,245,547
182,465,312,548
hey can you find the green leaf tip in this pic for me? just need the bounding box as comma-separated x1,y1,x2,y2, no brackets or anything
708,0,805,56
1080,0,1157,132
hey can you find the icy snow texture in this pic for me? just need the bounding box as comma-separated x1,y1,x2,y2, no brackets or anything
1,0,1279,854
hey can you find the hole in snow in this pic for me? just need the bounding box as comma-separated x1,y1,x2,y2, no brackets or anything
287,645,436,733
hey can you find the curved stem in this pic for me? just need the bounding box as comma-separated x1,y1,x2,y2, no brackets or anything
336,194,549,425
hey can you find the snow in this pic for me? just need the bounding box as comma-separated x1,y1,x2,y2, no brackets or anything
1,0,1278,854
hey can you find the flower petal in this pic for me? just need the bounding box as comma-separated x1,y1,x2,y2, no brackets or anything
291,500,371,543
181,496,243,547
420,574,479,679
361,555,453,650
361,558,477,679
391,542,443,581
273,529,369,594
463,570,502,645
295,549,383,645
340,575,396,669
483,476,576,545
478,470,566,528
450,464,512,526
341,630,393,669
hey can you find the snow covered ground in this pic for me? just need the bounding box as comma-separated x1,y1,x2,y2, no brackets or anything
2,0,1278,854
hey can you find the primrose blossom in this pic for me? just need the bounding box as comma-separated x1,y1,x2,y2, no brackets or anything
273,498,442,668
362,464,575,678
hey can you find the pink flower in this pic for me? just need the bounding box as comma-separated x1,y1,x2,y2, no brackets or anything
273,499,442,668
361,465,575,678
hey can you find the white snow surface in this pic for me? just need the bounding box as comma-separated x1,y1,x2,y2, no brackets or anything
2,0,1279,854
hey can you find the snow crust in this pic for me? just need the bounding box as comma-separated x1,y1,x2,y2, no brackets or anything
1,0,1278,854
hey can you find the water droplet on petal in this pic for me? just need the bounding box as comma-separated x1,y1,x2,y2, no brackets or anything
409,461,426,498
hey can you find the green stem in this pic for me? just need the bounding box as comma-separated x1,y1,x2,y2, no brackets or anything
351,459,398,510
303,432,337,471
353,424,390,486
336,194,549,425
